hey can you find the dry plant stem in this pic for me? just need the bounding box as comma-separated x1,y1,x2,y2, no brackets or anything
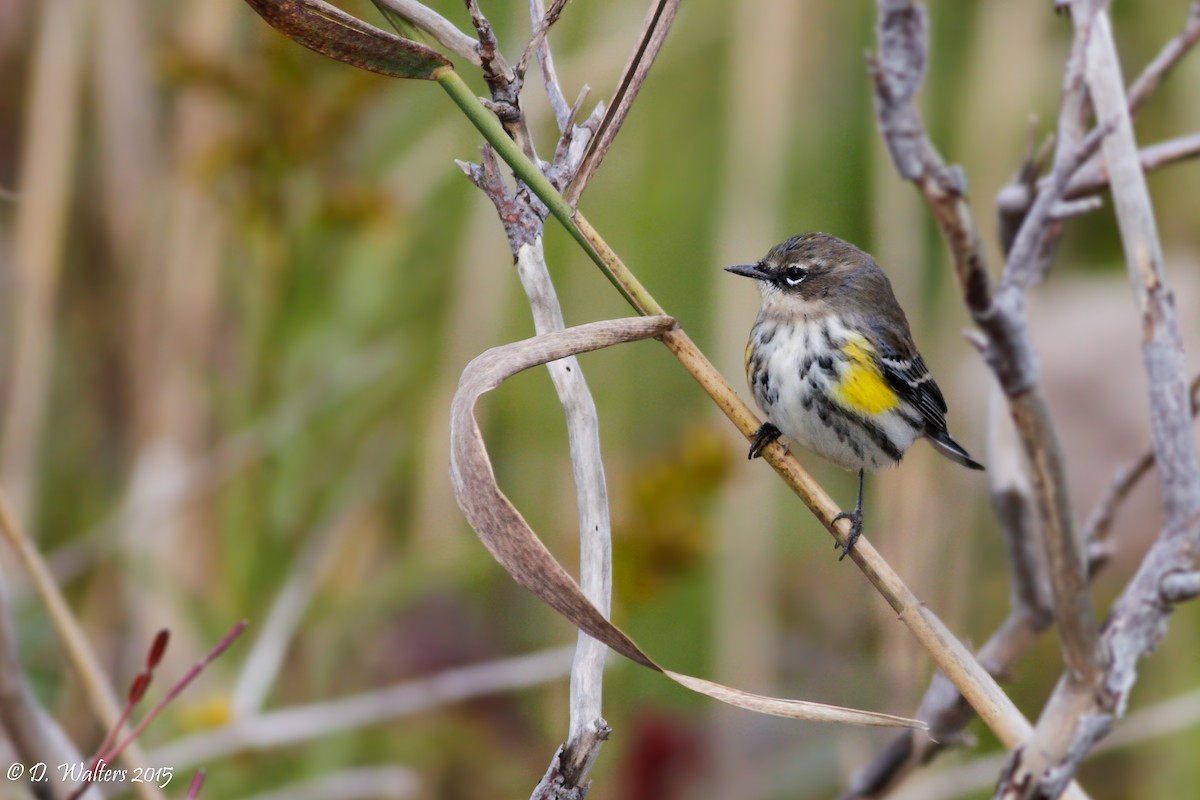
893,683,1200,800
564,0,682,205
999,9,1200,797
995,12,1104,688
151,646,578,769
375,0,488,67
518,0,569,84
0,493,163,800
458,7,612,782
528,0,571,130
515,240,614,792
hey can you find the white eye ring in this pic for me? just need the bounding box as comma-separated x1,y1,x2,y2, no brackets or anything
784,263,807,286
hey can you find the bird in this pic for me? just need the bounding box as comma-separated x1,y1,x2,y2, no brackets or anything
726,232,984,559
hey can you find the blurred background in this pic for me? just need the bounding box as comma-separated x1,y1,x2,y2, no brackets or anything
0,0,1198,798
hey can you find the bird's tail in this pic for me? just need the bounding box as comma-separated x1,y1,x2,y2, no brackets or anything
926,430,985,470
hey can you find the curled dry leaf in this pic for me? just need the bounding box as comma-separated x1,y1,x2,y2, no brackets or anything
242,0,451,80
449,316,927,730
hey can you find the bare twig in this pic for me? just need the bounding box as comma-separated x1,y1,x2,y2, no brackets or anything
464,0,537,159
999,7,1200,798
1065,131,1200,200
373,0,489,68
151,647,577,768
994,7,1105,688
844,391,1055,799
893,683,1200,800
528,0,572,130
461,122,618,790
1083,373,1200,560
1126,0,1200,117
564,0,682,205
518,0,569,84
995,0,1200,244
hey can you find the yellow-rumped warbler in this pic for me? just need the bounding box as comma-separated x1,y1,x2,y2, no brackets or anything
727,232,983,558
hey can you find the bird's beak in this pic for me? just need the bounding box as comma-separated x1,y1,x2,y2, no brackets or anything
725,263,768,280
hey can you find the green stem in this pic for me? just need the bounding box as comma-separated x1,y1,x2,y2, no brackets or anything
435,68,661,315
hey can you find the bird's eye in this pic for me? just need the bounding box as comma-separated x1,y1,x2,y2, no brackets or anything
784,264,808,286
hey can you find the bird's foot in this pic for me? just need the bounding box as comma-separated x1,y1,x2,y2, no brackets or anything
832,508,863,561
748,422,782,460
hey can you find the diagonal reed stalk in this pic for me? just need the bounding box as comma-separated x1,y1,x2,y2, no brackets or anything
434,66,1038,755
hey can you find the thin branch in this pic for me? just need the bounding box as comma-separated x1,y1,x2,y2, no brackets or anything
892,683,1200,800
458,53,617,790
150,647,576,769
1083,373,1200,561
519,0,569,86
1065,131,1200,199
528,0,572,131
373,0,489,68
992,11,1107,679
564,0,682,205
999,7,1200,798
1126,0,1200,117
465,0,537,159
843,391,1055,799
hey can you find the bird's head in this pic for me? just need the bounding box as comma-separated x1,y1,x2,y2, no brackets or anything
725,232,871,304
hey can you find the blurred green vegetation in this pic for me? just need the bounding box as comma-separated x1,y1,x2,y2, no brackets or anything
0,0,1198,798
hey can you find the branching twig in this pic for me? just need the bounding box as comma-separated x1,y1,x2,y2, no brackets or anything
998,6,1200,798
564,0,682,205
518,0,569,86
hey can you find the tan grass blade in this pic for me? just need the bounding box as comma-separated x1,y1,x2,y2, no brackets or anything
449,316,926,730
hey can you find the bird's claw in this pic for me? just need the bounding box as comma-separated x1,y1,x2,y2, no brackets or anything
832,508,863,561
748,422,782,459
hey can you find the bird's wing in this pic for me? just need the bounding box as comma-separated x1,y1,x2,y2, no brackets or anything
869,326,949,433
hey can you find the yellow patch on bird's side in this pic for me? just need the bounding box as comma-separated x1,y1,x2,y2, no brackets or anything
744,339,754,383
835,340,899,415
